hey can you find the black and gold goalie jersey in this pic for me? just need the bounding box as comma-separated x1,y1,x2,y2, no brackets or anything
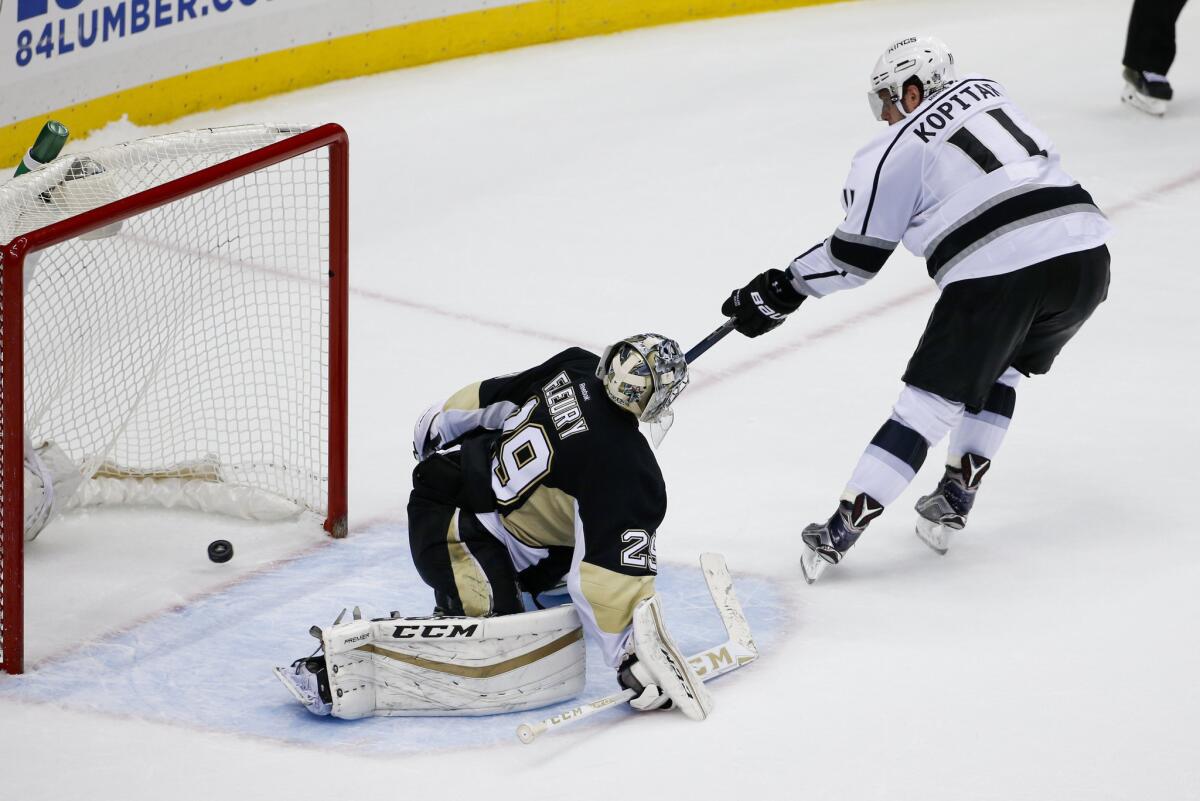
421,347,665,667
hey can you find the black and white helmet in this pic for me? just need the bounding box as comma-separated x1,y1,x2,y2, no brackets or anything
597,334,689,441
867,35,956,121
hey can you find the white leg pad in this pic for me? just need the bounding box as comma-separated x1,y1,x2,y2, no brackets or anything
280,605,587,719
23,440,84,542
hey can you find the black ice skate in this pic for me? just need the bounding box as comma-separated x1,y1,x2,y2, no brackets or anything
914,453,990,554
1121,68,1173,116
800,493,883,584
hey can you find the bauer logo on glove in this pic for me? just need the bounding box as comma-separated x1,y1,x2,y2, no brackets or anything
721,269,806,337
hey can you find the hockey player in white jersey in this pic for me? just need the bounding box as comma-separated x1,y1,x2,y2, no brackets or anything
719,36,1111,582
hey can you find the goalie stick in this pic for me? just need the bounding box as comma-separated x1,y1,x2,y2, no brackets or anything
515,552,757,744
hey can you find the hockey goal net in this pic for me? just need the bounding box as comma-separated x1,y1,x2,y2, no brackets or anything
0,123,348,674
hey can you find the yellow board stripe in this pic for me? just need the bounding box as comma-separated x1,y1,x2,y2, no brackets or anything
1,0,848,167
358,626,583,678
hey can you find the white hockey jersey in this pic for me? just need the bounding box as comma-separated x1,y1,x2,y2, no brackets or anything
787,74,1111,296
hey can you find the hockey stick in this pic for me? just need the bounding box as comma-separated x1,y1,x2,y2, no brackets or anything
684,318,736,364
515,552,757,744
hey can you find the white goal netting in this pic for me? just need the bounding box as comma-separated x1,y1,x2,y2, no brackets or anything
1,123,347,672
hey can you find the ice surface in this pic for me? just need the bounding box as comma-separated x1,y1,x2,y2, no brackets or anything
2,524,786,753
4,0,1199,798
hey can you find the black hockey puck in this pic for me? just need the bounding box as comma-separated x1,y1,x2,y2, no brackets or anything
207,539,234,563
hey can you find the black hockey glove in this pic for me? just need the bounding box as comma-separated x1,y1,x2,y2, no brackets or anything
720,268,806,338
411,452,467,507
618,653,673,712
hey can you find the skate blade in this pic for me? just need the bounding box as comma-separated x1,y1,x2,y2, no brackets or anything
799,547,829,584
1121,84,1167,116
914,517,953,555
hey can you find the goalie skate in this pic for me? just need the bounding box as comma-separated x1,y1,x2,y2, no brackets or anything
273,656,333,716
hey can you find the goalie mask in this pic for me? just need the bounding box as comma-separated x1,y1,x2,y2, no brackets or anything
598,333,689,445
867,35,956,121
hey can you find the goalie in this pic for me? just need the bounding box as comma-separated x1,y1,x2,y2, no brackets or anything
276,334,714,721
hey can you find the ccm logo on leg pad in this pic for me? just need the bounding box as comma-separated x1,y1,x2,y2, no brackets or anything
391,623,480,639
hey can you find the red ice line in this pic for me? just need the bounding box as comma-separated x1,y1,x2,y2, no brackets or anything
1105,167,1200,216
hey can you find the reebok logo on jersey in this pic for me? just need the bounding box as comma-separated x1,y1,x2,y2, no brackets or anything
911,81,1004,144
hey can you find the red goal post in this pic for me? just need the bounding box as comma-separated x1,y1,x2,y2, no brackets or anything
0,123,349,675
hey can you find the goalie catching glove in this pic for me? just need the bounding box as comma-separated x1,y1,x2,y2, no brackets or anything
721,268,806,337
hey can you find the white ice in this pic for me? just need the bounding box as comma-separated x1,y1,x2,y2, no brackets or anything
4,0,1199,797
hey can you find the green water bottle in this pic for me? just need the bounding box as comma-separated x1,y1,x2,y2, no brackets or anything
13,120,69,177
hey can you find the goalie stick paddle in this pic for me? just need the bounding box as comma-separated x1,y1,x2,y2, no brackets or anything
684,318,736,364
515,552,757,744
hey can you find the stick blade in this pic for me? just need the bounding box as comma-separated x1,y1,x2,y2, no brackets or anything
699,552,757,658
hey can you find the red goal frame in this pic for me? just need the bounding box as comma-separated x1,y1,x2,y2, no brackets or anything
0,123,350,675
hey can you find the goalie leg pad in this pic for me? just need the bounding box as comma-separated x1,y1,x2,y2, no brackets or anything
632,596,715,721
23,439,84,542
278,605,586,719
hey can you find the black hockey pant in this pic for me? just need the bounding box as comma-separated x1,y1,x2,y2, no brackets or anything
407,452,524,617
1124,0,1190,74
903,245,1111,413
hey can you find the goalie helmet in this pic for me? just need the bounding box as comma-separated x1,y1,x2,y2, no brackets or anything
597,333,689,436
867,35,956,121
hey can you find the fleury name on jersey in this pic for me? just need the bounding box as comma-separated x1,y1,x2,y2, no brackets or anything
543,370,592,438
